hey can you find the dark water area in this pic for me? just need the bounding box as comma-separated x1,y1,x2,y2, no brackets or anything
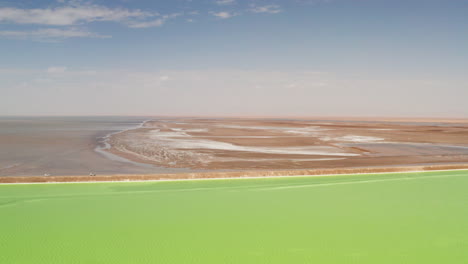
0,116,184,176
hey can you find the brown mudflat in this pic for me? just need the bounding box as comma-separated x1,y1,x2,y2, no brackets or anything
107,118,468,170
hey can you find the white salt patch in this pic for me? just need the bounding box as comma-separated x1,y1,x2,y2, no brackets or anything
219,124,330,136
217,124,327,132
149,130,358,156
171,128,208,133
197,136,276,138
310,122,333,125
321,135,384,143
150,130,189,138
219,157,346,162
337,135,384,142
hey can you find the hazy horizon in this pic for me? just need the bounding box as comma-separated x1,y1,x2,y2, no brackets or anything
1,115,467,121
1,0,467,117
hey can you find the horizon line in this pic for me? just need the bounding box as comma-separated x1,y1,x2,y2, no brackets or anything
1,114,467,122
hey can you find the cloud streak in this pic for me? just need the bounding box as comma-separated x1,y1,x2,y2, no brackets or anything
250,5,282,14
0,5,150,26
0,1,285,41
211,11,236,19
215,0,236,5
0,28,109,41
0,3,180,39
46,66,67,74
127,13,181,28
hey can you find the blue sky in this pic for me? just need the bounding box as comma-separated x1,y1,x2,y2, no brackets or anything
0,0,467,117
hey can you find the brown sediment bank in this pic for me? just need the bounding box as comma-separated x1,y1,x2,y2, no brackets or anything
2,117,468,177
105,118,468,170
2,164,468,184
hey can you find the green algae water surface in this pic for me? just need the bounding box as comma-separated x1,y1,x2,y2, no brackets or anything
1,170,467,263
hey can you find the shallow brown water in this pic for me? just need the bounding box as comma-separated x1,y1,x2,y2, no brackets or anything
0,117,185,176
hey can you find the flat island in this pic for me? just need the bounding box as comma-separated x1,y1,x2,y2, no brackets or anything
107,118,468,170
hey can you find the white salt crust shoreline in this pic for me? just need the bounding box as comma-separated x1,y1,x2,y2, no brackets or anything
1,168,467,186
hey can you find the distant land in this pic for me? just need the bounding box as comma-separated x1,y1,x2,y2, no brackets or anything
1,116,468,180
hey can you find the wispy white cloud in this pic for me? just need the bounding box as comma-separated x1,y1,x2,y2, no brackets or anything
211,11,236,19
0,1,285,41
215,0,236,5
127,18,165,28
127,13,181,28
0,28,109,41
295,0,333,5
47,66,67,74
0,4,184,39
0,5,151,26
250,5,282,14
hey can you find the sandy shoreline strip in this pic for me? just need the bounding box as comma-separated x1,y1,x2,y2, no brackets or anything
1,164,468,184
